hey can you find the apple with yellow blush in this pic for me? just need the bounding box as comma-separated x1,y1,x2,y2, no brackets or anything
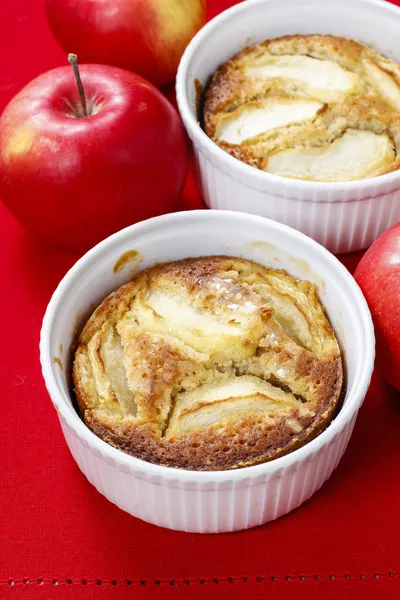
45,0,206,87
0,58,189,251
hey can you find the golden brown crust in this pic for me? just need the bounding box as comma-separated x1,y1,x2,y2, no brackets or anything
203,34,400,181
72,256,343,470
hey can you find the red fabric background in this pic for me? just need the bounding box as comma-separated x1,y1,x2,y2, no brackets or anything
1,1,400,599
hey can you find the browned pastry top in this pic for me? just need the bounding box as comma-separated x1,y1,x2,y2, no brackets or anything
73,256,343,470
204,34,400,181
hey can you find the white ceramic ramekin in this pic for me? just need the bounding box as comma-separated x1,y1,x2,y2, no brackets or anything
176,0,400,254
40,211,374,532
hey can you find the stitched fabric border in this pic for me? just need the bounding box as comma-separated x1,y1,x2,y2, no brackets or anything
2,573,398,587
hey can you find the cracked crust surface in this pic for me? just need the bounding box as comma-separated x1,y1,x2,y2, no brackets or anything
203,34,400,181
73,256,343,470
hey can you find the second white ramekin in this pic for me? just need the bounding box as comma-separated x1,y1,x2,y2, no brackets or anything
40,211,374,532
176,0,400,254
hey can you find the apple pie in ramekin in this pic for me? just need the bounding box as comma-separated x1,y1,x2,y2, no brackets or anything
41,210,374,531
176,0,400,253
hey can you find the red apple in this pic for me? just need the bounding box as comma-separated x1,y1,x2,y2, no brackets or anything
44,0,206,88
0,60,188,252
354,222,400,391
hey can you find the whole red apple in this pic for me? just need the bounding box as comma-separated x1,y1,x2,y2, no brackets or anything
0,62,188,252
45,0,206,88
354,222,400,391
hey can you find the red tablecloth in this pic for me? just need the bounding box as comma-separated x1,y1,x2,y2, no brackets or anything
1,1,400,599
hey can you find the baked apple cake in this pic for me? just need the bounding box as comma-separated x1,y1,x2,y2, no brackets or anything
73,256,343,470
203,34,400,181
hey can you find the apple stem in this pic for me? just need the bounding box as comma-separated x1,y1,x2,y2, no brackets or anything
68,54,88,117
